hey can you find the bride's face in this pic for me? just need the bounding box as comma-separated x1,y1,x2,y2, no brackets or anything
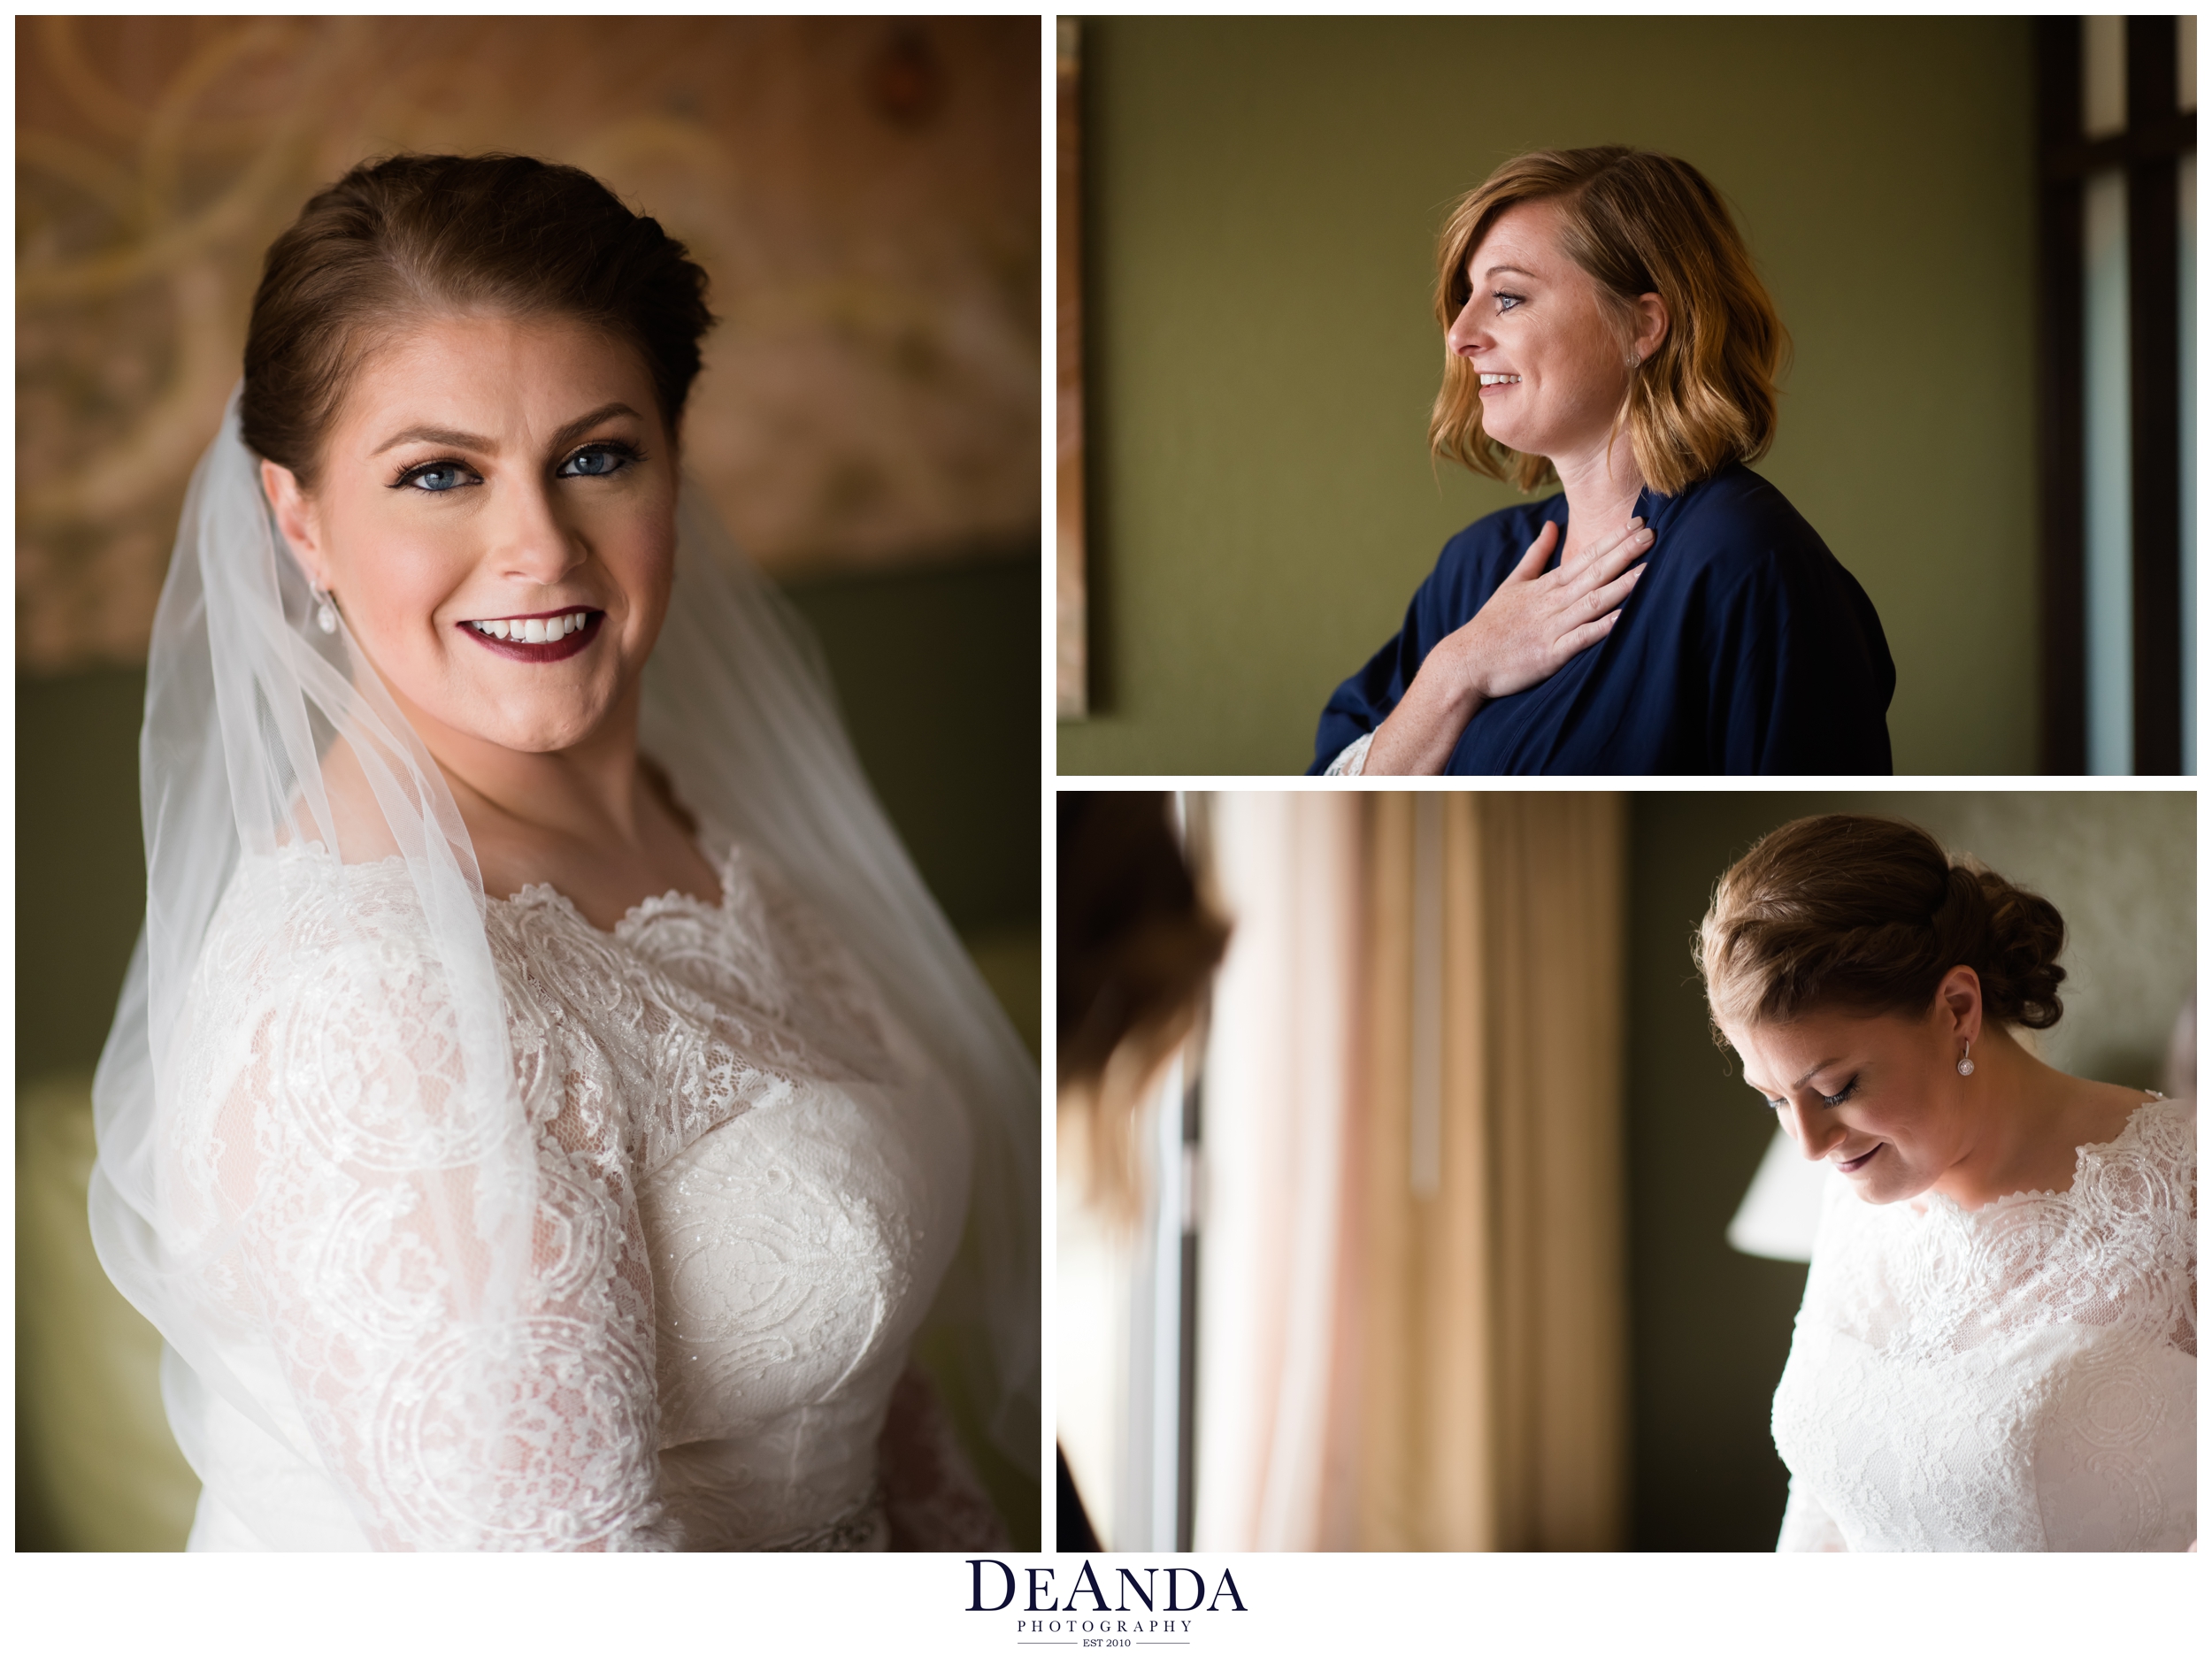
1724,985,1981,1207
262,311,676,755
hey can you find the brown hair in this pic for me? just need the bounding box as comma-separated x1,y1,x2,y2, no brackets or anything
1697,815,2067,1044
1059,792,1230,1219
1429,146,1786,496
242,153,716,486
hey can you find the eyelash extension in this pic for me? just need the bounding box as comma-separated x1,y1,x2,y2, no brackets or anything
560,439,647,474
386,439,649,492
388,456,478,491
1763,1077,1861,1110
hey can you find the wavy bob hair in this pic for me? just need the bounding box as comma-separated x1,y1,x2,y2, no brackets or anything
1430,146,1786,497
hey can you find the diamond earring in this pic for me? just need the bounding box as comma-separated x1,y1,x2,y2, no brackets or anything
1956,1039,1975,1077
314,587,338,635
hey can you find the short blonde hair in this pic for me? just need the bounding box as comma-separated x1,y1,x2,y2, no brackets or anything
1430,146,1786,497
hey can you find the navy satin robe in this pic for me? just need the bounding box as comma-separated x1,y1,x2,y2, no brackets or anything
1310,464,1894,775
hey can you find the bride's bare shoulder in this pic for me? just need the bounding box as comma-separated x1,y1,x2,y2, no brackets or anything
2078,1077,2178,1153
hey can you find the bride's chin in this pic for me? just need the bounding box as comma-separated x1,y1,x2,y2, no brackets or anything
465,701,619,755
1854,1170,1932,1207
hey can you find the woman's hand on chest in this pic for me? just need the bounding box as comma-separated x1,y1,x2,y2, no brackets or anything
1444,515,1651,702
1361,515,1649,773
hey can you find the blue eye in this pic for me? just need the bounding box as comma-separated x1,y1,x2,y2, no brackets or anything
1494,290,1525,312
558,444,634,479
399,461,474,493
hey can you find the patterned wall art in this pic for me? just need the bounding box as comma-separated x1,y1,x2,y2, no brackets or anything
18,14,1041,672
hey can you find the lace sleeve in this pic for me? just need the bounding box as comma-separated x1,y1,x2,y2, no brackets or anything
1324,732,1373,776
176,863,674,1550
1776,1476,1847,1552
2172,1112,2195,1359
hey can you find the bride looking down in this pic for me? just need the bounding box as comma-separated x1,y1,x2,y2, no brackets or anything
1699,815,2193,1552
89,154,1037,1551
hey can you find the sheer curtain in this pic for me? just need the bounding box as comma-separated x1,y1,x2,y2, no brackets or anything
1193,793,1364,1550
1194,792,1627,1552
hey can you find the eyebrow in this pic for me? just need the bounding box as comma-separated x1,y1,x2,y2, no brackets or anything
1742,1056,1847,1095
1482,264,1540,280
371,401,643,459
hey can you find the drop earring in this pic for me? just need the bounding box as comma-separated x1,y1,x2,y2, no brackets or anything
314,586,338,635
1955,1039,1975,1077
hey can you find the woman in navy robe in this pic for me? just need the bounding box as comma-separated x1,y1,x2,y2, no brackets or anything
1310,147,1893,777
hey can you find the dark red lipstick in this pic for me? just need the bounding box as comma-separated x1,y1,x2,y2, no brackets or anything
457,609,603,663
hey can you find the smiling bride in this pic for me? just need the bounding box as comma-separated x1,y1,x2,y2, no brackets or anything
1699,815,2193,1552
88,154,1037,1551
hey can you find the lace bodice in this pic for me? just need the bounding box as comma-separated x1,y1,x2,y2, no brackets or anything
159,824,971,1551
1771,1096,2195,1552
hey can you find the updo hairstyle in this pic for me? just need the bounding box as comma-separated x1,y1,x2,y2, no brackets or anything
1430,146,1786,497
242,153,716,487
1697,815,2067,1046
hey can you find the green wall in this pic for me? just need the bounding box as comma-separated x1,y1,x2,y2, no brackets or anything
14,550,1040,1085
1624,790,2193,1549
1061,17,2038,775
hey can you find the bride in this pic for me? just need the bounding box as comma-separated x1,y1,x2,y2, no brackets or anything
88,154,1037,1551
1698,814,2193,1552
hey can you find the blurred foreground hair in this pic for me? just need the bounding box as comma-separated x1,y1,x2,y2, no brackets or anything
1059,794,1229,1220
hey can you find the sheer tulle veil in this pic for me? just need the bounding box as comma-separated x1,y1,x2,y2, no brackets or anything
89,390,1040,1518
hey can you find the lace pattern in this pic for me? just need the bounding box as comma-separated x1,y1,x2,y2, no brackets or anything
1324,732,1373,777
165,824,969,1551
1771,1096,2196,1552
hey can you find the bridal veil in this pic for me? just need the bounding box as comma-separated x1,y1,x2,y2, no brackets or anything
88,392,1040,1541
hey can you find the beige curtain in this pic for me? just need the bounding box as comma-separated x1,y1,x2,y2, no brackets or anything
1358,793,1627,1550
1189,791,1626,1552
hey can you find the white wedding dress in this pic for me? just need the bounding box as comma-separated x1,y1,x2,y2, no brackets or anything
1771,1094,2195,1552
160,819,972,1552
